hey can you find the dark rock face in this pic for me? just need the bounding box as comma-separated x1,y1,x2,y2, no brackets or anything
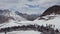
0,9,10,15
39,5,60,20
40,5,60,17
0,9,13,23
0,15,9,23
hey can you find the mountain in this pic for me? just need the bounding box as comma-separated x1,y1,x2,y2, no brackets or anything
0,15,9,23
34,5,60,29
15,11,40,21
0,9,10,16
38,5,60,20
0,5,60,34
10,11,28,21
0,9,39,24
0,9,28,24
40,5,60,16
0,9,11,23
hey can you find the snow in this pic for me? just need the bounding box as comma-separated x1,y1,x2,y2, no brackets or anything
0,31,41,34
0,20,19,28
0,14,60,33
10,11,28,21
0,15,60,30
34,15,60,31
0,20,36,28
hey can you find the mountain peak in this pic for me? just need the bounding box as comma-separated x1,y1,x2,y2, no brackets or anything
38,5,60,20
40,5,60,17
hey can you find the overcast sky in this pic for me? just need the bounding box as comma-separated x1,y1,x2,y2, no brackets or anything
0,0,60,14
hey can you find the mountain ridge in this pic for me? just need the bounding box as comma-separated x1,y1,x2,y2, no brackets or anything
0,9,28,23
38,5,60,20
40,5,60,17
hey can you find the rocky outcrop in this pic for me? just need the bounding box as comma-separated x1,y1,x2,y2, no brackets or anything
0,15,9,23
0,9,10,23
39,5,60,20
40,5,60,17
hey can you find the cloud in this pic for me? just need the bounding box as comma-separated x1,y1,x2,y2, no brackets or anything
27,0,33,2
0,0,60,14
0,0,20,3
25,4,39,8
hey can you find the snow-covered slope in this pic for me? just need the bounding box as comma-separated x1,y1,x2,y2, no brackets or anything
0,14,60,29
0,5,60,34
34,5,60,30
0,14,60,34
9,11,28,21
0,9,28,23
0,31,41,34
7,31,41,34
34,15,60,29
0,14,60,30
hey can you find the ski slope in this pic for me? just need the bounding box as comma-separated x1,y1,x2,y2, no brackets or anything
34,15,60,30
0,31,41,34
0,14,60,34
0,15,60,30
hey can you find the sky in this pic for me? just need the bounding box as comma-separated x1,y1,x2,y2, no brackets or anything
0,0,60,14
